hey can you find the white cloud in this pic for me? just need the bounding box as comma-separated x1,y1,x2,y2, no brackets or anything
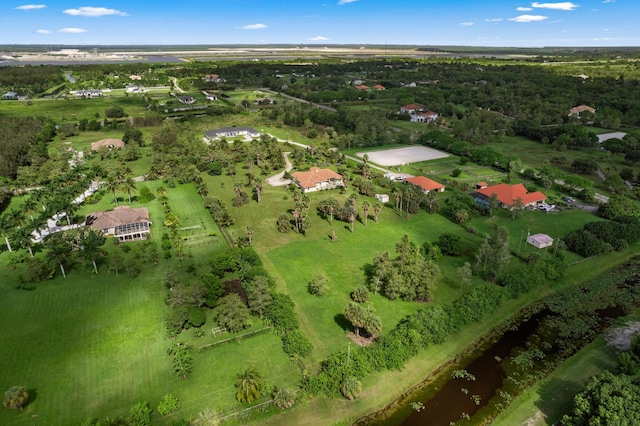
485,18,503,22
509,14,549,22
310,36,329,41
15,4,46,10
35,29,51,34
603,0,615,3
338,0,357,5
59,27,87,33
460,22,474,26
63,7,127,17
531,2,579,11
517,7,533,11
237,23,267,30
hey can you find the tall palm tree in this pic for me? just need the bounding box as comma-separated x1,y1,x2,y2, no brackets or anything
77,228,106,274
105,175,120,206
235,367,263,403
121,177,137,204
22,197,38,222
245,226,253,246
45,233,72,278
373,202,382,223
12,225,35,257
344,302,366,337
0,214,14,252
362,201,371,226
7,209,25,229
254,181,263,204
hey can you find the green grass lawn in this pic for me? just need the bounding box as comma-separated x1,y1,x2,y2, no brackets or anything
0,96,149,121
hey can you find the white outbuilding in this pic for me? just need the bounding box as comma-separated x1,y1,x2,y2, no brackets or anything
527,233,554,249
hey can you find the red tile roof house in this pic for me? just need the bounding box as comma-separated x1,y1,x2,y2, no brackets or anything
400,103,425,114
85,206,151,242
405,176,445,194
569,104,596,118
355,85,370,91
291,167,344,193
412,110,439,123
373,85,386,90
474,183,546,209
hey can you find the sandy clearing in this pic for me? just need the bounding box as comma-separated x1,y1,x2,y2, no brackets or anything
356,146,449,167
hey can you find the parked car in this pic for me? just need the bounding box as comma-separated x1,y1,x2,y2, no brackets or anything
561,196,575,203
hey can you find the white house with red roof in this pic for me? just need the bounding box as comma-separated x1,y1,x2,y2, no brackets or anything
399,103,438,123
474,183,546,208
405,176,445,194
291,167,344,193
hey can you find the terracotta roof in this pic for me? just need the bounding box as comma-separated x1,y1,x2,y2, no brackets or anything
355,85,369,90
405,176,445,191
291,167,342,189
86,206,150,229
569,105,596,115
373,85,385,90
91,139,125,151
475,183,545,207
401,103,424,111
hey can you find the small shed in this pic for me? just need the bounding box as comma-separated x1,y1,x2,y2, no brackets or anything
527,233,554,249
375,194,389,203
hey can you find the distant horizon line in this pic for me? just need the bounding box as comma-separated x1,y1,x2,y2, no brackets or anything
1,43,639,49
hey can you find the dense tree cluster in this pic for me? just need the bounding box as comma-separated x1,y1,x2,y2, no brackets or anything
368,235,440,301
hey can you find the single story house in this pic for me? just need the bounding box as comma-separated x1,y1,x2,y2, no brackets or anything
569,104,596,117
475,183,546,208
404,176,445,194
373,85,386,90
2,91,18,99
527,233,554,249
411,110,438,123
204,126,261,142
178,95,196,105
291,167,344,193
91,139,125,151
126,85,145,93
205,93,218,101
375,194,390,203
73,89,103,98
85,206,151,242
205,74,226,83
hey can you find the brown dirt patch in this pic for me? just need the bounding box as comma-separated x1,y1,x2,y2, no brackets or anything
347,331,375,347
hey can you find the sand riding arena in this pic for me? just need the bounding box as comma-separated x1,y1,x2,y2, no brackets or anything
356,146,449,167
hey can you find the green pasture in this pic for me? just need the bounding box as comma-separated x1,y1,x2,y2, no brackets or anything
0,96,149,121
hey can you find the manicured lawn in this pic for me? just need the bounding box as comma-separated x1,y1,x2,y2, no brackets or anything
0,96,148,121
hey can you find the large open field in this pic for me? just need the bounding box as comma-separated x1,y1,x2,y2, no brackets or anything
356,145,450,167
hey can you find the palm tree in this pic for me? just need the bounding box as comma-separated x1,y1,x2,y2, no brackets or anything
254,181,263,204
190,408,220,426
362,201,371,226
373,202,382,223
235,367,263,403
121,177,137,204
77,228,106,274
0,214,14,252
393,188,402,213
22,197,38,222
105,175,120,206
12,225,35,257
245,226,253,246
7,209,25,229
344,302,366,337
44,233,72,278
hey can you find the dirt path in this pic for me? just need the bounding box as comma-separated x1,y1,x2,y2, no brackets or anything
265,152,293,186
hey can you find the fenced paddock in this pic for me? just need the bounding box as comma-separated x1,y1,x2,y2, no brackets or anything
356,145,449,166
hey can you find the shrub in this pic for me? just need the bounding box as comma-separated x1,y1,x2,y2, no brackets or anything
351,285,370,303
130,401,152,426
273,386,296,409
157,393,181,416
282,330,313,358
307,273,328,297
188,308,206,328
3,386,29,409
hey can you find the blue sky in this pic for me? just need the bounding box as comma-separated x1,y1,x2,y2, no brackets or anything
3,1,638,47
